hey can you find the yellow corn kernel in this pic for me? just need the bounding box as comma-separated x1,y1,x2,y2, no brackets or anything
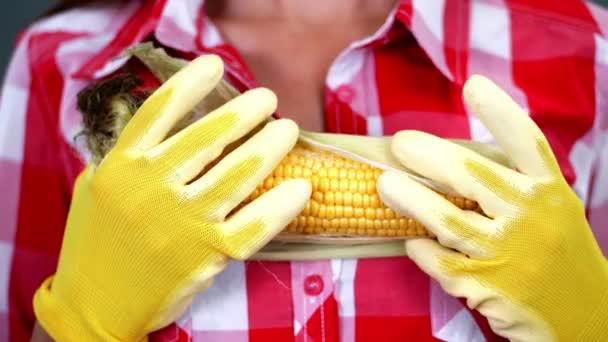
334,192,343,206
312,191,323,204
325,192,335,206
326,206,336,220
373,208,383,220
370,194,379,208
365,208,375,220
362,194,370,207
302,202,311,216
343,192,353,206
310,201,320,216
243,142,481,238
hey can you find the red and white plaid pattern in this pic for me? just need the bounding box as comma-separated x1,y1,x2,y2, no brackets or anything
1,0,607,341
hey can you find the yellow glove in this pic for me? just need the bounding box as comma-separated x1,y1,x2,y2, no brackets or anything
33,55,311,341
377,75,608,341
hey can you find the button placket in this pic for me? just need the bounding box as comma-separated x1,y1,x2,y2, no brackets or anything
291,261,336,340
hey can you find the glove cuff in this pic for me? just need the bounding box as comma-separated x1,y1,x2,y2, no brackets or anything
33,275,148,342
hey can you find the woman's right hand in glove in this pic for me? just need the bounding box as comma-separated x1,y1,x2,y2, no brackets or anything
33,55,311,341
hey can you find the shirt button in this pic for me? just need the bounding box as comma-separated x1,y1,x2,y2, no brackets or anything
336,85,355,103
304,274,324,296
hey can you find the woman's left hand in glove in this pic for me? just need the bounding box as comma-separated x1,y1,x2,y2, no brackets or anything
377,75,608,342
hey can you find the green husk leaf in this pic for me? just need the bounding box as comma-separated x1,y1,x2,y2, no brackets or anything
125,42,187,82
125,43,242,134
298,131,514,197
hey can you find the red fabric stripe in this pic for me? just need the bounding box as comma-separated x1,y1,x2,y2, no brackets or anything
324,87,368,134
194,3,207,50
297,295,340,342
507,0,598,185
74,0,167,79
443,0,471,85
374,34,471,139
457,298,509,342
246,261,294,342
149,323,191,342
200,45,259,90
250,327,294,342
396,0,414,29
127,57,163,91
8,31,85,342
355,317,440,342
354,257,437,340
508,0,602,31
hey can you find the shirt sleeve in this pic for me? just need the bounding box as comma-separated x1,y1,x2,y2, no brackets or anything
0,27,85,340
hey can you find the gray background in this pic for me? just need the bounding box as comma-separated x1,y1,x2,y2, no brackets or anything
1,1,608,78
1,0,56,77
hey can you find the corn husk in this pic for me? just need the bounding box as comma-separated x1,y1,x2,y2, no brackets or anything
124,43,513,259
250,240,407,260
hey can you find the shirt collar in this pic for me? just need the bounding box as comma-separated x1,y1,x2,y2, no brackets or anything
75,0,414,81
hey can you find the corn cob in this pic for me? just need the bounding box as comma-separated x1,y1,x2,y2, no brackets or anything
125,43,493,240
243,142,480,238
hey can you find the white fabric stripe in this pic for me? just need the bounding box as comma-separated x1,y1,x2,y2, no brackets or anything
0,86,28,162
589,130,608,253
572,34,608,208
93,56,131,80
470,1,510,59
366,116,383,137
430,281,476,340
201,20,224,48
29,3,125,34
0,32,31,317
467,0,529,144
294,319,303,336
468,0,507,143
334,259,357,317
92,2,151,79
413,0,445,47
595,33,608,67
161,0,202,36
0,28,32,161
326,4,397,90
327,49,366,90
363,53,383,137
435,309,485,342
334,260,355,342
0,243,13,312
0,241,13,312
570,138,595,203
190,261,249,331
411,0,453,80
156,0,204,52
587,2,608,37
590,34,608,208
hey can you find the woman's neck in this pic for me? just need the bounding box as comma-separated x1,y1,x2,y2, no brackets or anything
205,0,396,131
208,0,395,25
